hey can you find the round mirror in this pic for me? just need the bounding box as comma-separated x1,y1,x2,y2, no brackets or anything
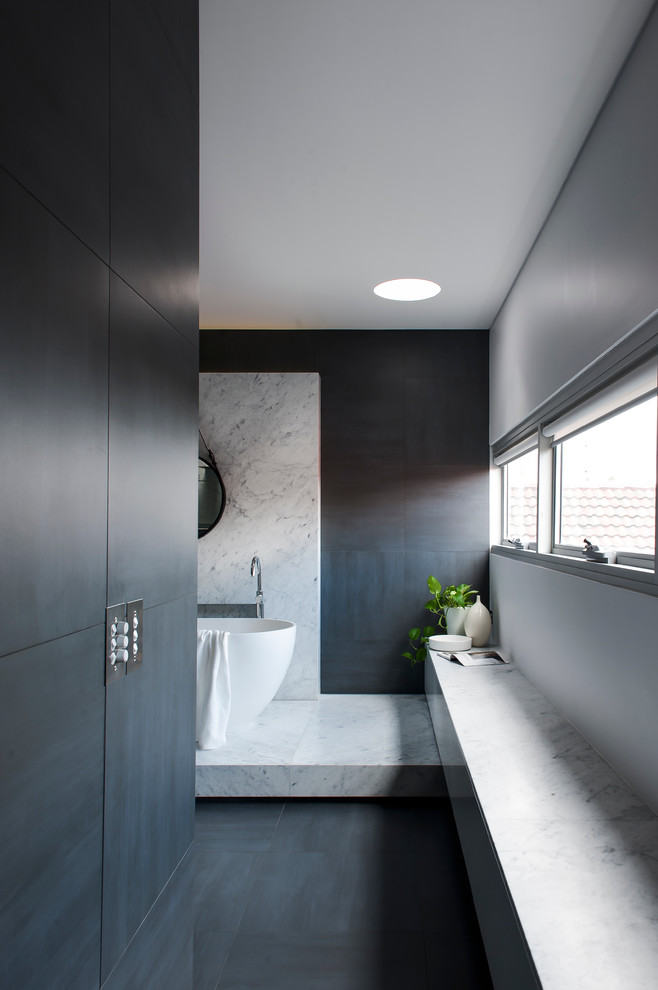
198,456,226,538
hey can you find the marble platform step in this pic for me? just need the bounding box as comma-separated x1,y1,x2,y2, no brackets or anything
195,695,446,798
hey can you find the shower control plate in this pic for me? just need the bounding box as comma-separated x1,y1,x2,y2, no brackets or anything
106,599,144,684
106,603,128,686
126,599,143,674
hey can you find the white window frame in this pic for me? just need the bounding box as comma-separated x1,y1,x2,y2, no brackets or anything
545,369,657,569
492,355,658,593
493,433,538,550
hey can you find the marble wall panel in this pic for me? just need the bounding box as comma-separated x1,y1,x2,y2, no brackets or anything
199,373,320,699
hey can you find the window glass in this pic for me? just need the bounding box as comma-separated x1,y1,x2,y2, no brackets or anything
556,396,657,554
505,447,538,546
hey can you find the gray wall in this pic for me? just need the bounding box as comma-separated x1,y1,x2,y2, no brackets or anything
0,2,199,988
490,3,658,445
200,329,490,694
489,7,658,811
491,555,658,813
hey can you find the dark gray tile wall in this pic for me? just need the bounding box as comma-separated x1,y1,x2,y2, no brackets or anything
0,170,109,659
0,0,110,260
102,0,199,983
0,1,198,987
110,0,199,344
101,595,197,981
107,276,198,610
199,329,490,693
0,630,105,990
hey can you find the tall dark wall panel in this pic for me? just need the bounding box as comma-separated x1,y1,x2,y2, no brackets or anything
101,849,195,990
103,0,199,982
0,0,199,986
0,170,109,659
0,1,110,259
151,0,200,103
0,630,105,990
101,594,197,981
103,277,197,979
110,0,199,344
0,171,108,989
199,329,490,694
320,331,489,693
107,277,198,610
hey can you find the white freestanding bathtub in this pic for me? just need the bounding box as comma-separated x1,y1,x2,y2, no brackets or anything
196,617,296,732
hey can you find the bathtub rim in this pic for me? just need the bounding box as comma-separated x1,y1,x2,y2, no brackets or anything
196,617,295,635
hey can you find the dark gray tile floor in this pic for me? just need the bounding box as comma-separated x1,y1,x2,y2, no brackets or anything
192,798,493,989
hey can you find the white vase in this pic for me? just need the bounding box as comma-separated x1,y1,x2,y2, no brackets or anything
445,606,468,636
464,596,492,647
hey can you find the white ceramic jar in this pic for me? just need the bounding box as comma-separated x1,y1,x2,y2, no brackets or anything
463,596,491,646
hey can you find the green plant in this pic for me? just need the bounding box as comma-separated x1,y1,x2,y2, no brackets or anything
402,576,478,665
402,625,436,666
424,576,477,615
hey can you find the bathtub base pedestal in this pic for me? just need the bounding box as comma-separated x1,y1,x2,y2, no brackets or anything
195,695,445,798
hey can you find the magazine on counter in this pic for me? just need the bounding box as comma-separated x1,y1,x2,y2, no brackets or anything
433,647,511,667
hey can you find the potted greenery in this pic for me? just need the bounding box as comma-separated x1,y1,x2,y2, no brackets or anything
402,576,478,665
425,577,478,635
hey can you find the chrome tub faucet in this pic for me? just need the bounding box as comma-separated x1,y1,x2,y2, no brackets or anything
250,555,264,618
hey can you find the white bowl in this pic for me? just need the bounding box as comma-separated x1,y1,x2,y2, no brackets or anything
429,634,472,652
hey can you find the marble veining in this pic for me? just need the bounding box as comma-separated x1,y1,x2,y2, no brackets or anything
195,702,316,766
293,695,440,766
428,653,658,990
195,695,444,798
198,373,319,700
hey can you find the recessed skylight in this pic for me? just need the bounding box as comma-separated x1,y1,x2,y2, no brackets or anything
373,278,441,301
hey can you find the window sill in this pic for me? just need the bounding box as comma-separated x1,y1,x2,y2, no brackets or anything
491,544,658,596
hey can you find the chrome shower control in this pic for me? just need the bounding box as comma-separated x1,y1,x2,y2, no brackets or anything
106,604,127,685
126,600,143,674
106,600,143,684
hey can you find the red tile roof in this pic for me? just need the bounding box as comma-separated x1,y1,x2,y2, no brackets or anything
508,486,655,553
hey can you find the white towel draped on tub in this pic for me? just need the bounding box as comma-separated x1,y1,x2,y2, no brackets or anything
196,629,231,749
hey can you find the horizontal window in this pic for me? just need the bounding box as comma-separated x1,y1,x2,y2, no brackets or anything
553,394,656,560
503,445,538,548
494,357,658,583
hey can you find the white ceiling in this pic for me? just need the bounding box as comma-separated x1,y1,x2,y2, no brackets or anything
199,0,654,331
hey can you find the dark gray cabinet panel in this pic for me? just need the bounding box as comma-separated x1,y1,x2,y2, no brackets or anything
101,593,196,982
150,0,199,104
0,170,109,659
1,0,199,985
110,0,199,343
0,629,105,990
107,276,198,609
0,1,109,259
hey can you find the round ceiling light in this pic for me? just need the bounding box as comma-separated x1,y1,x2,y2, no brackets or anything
373,278,441,301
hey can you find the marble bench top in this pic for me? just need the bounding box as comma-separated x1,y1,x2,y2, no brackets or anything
429,653,658,990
